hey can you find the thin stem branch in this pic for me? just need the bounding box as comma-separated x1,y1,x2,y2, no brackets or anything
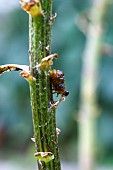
78,0,111,170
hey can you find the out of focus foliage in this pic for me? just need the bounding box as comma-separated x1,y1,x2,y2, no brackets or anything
0,0,113,164
0,9,32,150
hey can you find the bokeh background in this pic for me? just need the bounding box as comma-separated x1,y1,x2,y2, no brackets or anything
0,0,113,169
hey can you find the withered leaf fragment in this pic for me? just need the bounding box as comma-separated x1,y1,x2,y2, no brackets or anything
0,64,35,82
34,152,54,163
20,0,43,17
38,53,58,70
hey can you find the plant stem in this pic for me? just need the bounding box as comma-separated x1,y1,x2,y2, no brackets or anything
78,0,111,170
29,1,61,169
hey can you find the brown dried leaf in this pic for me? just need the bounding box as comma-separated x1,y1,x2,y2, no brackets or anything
0,64,35,82
38,53,58,70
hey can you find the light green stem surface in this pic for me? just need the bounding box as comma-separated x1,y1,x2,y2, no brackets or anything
78,0,111,170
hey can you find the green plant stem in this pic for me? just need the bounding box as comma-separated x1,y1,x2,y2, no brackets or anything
29,1,61,169
78,0,111,170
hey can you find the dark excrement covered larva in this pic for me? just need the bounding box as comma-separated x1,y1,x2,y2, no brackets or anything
50,69,69,97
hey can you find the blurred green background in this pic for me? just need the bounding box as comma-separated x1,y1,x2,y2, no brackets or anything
0,0,113,169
